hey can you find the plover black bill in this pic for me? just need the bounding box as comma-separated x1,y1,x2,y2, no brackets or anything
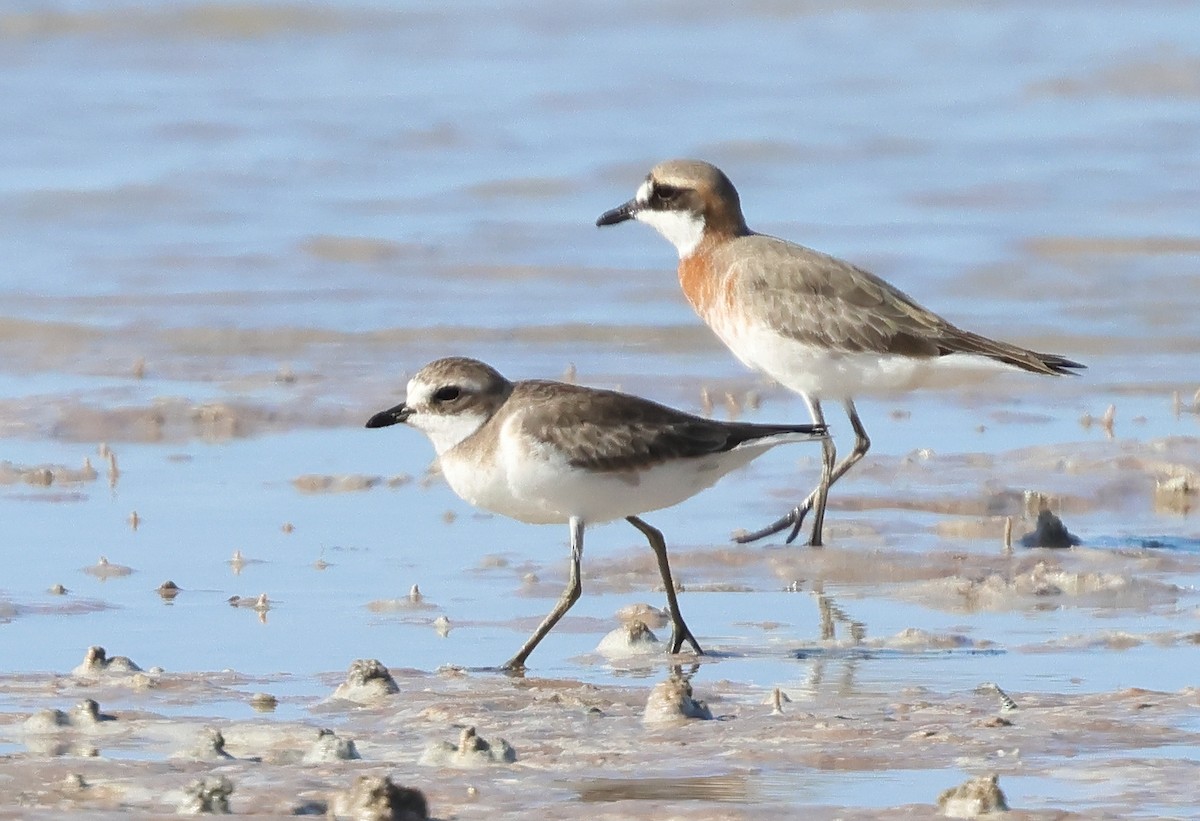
366,356,827,670
597,159,1084,547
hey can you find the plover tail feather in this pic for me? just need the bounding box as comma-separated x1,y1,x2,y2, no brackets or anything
943,329,1086,376
724,421,828,450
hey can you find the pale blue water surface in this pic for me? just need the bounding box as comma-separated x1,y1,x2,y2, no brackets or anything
1,1,1199,816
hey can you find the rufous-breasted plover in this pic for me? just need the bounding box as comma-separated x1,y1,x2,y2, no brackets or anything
597,159,1084,547
366,356,827,670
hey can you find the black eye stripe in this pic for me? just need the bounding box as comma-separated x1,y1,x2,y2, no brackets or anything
654,184,681,202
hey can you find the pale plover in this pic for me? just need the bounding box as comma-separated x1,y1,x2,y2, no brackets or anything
366,356,827,670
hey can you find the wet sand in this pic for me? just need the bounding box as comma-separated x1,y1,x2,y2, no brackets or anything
3,417,1199,821
3,0,1200,817
2,432,1200,818
2,477,1200,816
2,663,1199,819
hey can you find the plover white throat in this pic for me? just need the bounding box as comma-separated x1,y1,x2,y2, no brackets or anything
597,159,1084,547
366,356,827,670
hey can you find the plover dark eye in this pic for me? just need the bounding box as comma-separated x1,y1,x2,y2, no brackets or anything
654,184,681,203
433,386,461,402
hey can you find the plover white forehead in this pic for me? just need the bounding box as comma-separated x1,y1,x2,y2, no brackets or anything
598,159,1084,547
366,356,827,671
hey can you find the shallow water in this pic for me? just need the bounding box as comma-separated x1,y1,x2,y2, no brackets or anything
2,0,1199,817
